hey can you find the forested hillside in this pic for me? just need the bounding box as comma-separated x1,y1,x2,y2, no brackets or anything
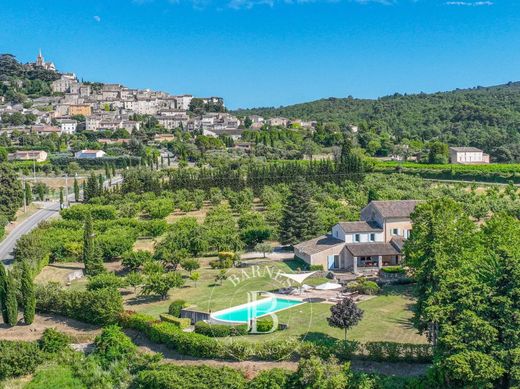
235,84,520,162
0,54,60,103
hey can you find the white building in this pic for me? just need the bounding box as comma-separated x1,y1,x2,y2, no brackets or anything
174,95,193,110
74,150,106,159
449,147,490,164
58,119,78,134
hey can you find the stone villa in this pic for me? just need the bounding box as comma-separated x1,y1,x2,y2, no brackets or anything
294,200,420,273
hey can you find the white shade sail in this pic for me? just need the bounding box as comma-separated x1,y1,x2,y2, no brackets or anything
315,282,342,290
279,272,316,285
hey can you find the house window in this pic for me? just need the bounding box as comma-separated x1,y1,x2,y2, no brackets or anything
369,233,376,242
392,228,399,236
354,234,361,242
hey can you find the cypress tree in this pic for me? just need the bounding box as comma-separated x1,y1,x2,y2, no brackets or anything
24,182,32,206
111,164,116,177
83,213,104,276
0,263,8,324
20,261,35,325
279,177,319,246
59,187,64,208
98,174,104,192
5,273,18,326
74,177,80,202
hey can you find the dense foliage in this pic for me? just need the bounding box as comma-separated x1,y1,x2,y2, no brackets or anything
405,200,520,387
236,83,520,161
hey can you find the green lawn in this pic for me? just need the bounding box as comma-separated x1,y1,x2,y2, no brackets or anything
131,259,426,344
243,285,425,344
130,259,327,316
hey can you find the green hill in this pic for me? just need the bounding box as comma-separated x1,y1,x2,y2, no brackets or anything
0,54,60,104
235,84,520,162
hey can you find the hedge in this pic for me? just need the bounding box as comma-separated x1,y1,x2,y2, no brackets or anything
0,340,43,380
133,364,247,389
50,155,141,169
36,283,123,325
168,300,186,317
194,321,248,337
159,314,191,329
119,312,433,363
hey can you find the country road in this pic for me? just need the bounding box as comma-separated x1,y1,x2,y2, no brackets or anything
0,202,60,264
0,175,123,265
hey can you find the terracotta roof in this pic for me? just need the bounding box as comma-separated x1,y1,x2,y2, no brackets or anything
346,243,401,257
369,200,421,219
294,235,345,255
337,221,382,233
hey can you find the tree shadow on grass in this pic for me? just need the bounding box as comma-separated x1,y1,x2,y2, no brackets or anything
126,295,163,306
298,331,339,347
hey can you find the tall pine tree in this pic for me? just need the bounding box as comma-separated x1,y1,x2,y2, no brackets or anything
279,177,319,246
20,261,35,324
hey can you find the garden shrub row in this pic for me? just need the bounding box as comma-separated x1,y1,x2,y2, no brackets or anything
134,364,247,389
159,314,191,329
36,283,124,325
119,312,433,363
194,321,248,337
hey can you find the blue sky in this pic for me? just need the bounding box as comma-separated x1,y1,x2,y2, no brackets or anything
1,0,520,108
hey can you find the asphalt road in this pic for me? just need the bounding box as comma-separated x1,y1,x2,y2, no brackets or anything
0,202,60,264
0,175,123,265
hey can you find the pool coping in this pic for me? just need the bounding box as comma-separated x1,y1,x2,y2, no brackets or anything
209,295,306,325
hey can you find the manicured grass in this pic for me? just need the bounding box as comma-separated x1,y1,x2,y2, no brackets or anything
243,284,425,344
25,365,86,389
130,259,326,316
131,258,426,344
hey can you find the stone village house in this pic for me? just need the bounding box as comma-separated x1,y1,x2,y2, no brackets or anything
294,200,420,273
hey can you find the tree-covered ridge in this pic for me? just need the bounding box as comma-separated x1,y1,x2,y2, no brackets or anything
0,54,60,103
235,83,520,161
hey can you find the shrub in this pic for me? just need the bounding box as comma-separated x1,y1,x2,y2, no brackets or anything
122,250,152,271
194,321,248,337
36,283,123,325
209,258,234,269
96,228,136,261
87,272,127,291
380,266,406,274
133,364,247,389
168,300,187,317
309,265,324,271
119,311,157,332
38,328,71,353
61,205,117,221
347,279,380,295
0,340,43,380
255,338,300,361
94,325,137,365
248,368,293,389
159,314,191,329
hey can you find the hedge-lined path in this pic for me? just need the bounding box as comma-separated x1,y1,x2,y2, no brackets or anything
0,314,101,343
125,329,430,379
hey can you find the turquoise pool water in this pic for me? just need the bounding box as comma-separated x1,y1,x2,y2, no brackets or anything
212,298,304,323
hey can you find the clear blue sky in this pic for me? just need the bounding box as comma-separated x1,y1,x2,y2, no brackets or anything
1,0,520,108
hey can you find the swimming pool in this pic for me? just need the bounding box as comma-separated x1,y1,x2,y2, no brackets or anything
210,297,305,324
